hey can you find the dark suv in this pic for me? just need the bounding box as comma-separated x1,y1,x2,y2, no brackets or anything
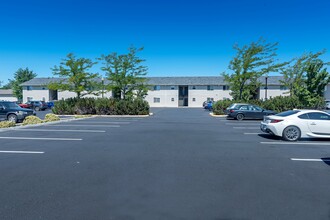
26,100,48,111
0,101,35,123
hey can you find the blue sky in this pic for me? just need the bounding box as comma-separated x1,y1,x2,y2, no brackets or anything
0,0,329,84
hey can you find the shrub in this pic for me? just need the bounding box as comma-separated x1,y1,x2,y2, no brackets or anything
0,121,16,128
52,99,75,115
44,113,60,122
212,96,317,115
52,97,150,115
212,99,236,115
23,116,43,125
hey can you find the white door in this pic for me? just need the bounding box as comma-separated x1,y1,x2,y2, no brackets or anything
306,112,330,135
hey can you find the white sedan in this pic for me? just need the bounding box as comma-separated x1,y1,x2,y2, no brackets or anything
260,109,330,141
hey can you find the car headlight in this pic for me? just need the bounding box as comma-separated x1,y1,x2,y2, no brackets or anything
17,111,27,115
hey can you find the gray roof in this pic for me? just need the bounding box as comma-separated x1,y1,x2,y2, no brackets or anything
0,89,14,95
21,76,285,86
20,77,64,86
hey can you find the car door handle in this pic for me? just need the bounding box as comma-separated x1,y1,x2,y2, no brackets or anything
310,122,317,125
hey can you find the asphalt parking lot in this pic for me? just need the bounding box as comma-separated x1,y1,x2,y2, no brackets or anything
1,108,330,220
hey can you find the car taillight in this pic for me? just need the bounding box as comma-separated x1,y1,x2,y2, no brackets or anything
270,119,283,123
230,109,235,113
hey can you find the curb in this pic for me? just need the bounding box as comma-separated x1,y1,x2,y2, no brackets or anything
209,113,227,118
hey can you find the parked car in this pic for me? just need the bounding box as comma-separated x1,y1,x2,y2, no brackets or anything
203,100,214,111
326,100,330,110
47,101,55,109
26,100,48,111
18,102,31,109
261,109,330,141
0,101,35,123
225,103,276,120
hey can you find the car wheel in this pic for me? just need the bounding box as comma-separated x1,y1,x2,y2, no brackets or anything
35,106,40,111
282,126,301,141
7,114,18,123
236,113,244,121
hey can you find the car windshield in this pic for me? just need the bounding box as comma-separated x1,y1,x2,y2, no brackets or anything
276,110,300,117
2,102,20,108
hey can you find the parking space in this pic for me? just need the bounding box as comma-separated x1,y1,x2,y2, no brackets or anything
0,116,145,155
219,117,330,165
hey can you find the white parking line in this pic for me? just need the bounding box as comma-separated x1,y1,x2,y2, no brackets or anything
71,121,130,124
233,127,260,129
0,137,82,141
291,158,330,162
260,142,330,146
17,129,106,133
226,123,260,125
0,151,44,154
47,124,120,127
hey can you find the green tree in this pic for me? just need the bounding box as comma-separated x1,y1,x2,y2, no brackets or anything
99,47,148,100
8,68,37,100
279,51,325,97
49,53,99,98
1,82,13,89
280,51,329,107
223,39,286,100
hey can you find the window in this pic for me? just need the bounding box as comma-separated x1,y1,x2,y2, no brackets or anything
153,97,160,103
170,86,175,90
192,98,196,102
276,110,300,117
192,86,196,90
171,98,174,102
223,85,230,90
27,86,32,91
298,114,309,119
307,112,330,120
239,106,249,110
153,85,160,91
207,97,214,102
207,85,214,91
27,97,33,101
252,105,262,111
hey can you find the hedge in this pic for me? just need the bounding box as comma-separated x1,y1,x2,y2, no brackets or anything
213,96,326,115
52,97,150,115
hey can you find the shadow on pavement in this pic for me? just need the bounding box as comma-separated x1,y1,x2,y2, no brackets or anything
321,158,330,166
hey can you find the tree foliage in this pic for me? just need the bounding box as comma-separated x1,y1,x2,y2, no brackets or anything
99,47,148,100
49,53,99,98
223,39,286,100
280,51,329,107
9,68,37,100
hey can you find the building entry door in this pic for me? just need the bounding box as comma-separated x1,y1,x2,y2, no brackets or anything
178,86,188,107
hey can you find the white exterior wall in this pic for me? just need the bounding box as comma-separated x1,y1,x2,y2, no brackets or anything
22,83,330,107
325,85,330,100
188,85,232,107
0,95,18,102
23,86,50,103
259,85,289,100
145,86,178,107
58,91,113,100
